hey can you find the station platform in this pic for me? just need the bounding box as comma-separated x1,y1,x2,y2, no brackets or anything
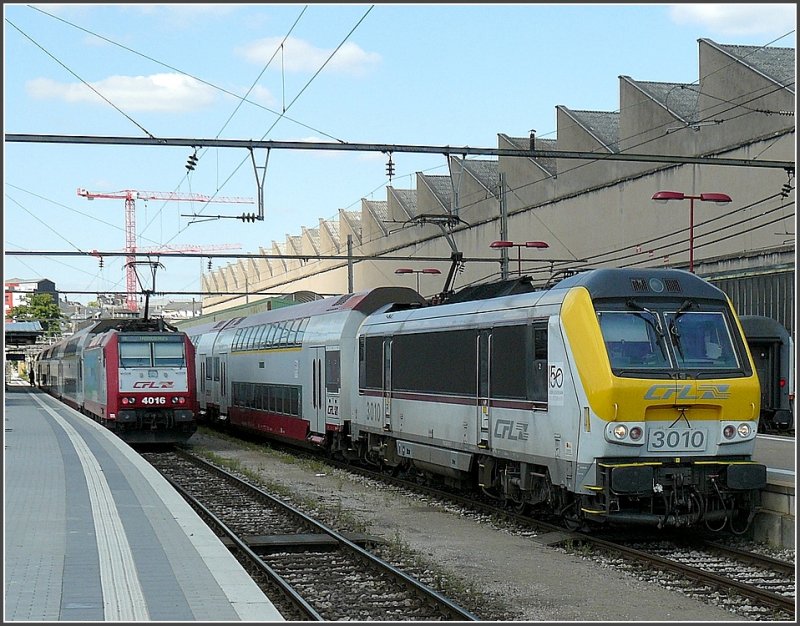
752,434,796,549
3,384,285,621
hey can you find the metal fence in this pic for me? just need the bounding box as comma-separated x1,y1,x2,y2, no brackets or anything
710,269,795,337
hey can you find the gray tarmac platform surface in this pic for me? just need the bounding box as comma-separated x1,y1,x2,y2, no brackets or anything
3,385,284,621
753,433,795,487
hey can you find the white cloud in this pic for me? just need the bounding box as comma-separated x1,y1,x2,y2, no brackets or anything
25,73,216,112
247,85,278,108
669,4,796,37
238,36,380,76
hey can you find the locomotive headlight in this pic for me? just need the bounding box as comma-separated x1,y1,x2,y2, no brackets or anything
721,421,756,443
605,422,645,445
122,397,129,405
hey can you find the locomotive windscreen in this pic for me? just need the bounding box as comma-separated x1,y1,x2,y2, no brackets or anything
118,334,187,368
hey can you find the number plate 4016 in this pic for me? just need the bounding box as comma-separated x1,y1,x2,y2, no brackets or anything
647,428,706,452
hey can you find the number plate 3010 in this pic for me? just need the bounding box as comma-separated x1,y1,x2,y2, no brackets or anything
647,428,707,452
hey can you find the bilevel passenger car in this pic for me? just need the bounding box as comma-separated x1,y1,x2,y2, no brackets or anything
34,318,198,444
739,315,795,433
188,269,767,533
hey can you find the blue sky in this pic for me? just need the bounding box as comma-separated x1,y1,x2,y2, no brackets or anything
3,3,796,305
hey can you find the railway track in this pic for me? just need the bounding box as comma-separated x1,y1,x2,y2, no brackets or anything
172,430,794,620
142,449,479,621
584,536,795,620
317,452,795,620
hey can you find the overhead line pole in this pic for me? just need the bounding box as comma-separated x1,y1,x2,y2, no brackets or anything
4,133,793,169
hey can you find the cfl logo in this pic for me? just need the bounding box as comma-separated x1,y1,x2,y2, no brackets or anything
644,384,731,400
133,381,175,389
494,419,529,441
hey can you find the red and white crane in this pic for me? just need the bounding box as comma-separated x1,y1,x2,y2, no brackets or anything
78,188,253,312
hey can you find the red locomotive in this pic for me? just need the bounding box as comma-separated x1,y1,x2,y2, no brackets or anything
34,318,198,444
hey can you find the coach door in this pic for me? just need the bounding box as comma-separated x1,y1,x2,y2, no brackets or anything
477,330,491,448
212,353,230,417
310,347,325,433
199,355,208,409
749,340,776,413
219,353,229,416
383,338,393,432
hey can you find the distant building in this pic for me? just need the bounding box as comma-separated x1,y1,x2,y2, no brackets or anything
158,300,202,321
59,299,104,333
4,320,44,346
4,278,58,319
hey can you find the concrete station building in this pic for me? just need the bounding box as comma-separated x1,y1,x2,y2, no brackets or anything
200,38,794,334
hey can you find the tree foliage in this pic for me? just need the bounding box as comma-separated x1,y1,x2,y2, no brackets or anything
8,293,64,335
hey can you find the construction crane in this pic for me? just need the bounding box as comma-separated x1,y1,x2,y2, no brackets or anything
78,188,253,312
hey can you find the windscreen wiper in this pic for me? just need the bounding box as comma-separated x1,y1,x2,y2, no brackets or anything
668,300,695,359
625,299,668,360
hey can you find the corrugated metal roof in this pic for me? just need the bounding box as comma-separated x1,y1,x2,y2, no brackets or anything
634,81,698,122
304,227,321,250
420,174,453,209
343,210,361,226
716,42,795,88
566,109,620,152
507,136,557,175
392,188,418,218
287,235,303,252
461,159,499,194
365,199,388,222
322,220,340,245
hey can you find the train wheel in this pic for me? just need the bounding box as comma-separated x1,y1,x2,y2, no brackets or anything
728,500,756,536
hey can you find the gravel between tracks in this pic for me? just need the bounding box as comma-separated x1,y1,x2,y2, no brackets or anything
188,431,747,622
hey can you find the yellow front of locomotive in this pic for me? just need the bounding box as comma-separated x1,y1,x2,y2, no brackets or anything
559,272,764,530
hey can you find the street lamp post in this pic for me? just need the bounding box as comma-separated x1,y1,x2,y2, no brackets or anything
394,267,441,292
490,240,549,278
652,190,732,273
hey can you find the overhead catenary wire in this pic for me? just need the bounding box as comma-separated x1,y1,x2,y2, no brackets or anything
176,5,375,230
6,11,794,302
24,5,345,143
5,18,155,139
